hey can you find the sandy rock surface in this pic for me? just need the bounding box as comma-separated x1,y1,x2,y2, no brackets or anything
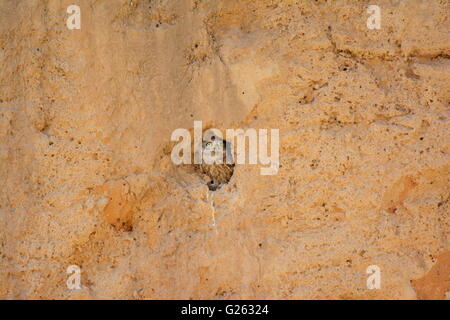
0,0,449,299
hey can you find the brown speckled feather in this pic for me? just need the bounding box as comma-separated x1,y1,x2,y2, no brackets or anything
198,163,234,184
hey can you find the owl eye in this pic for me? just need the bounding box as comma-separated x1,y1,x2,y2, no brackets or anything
206,142,212,146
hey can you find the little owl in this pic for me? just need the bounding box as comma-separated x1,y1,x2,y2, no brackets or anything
197,135,234,191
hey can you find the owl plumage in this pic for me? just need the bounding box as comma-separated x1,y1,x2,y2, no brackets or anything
196,135,234,191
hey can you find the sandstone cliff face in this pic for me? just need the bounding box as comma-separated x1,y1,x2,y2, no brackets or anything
0,0,448,299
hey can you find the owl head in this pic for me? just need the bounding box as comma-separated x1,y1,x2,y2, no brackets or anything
202,135,226,164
